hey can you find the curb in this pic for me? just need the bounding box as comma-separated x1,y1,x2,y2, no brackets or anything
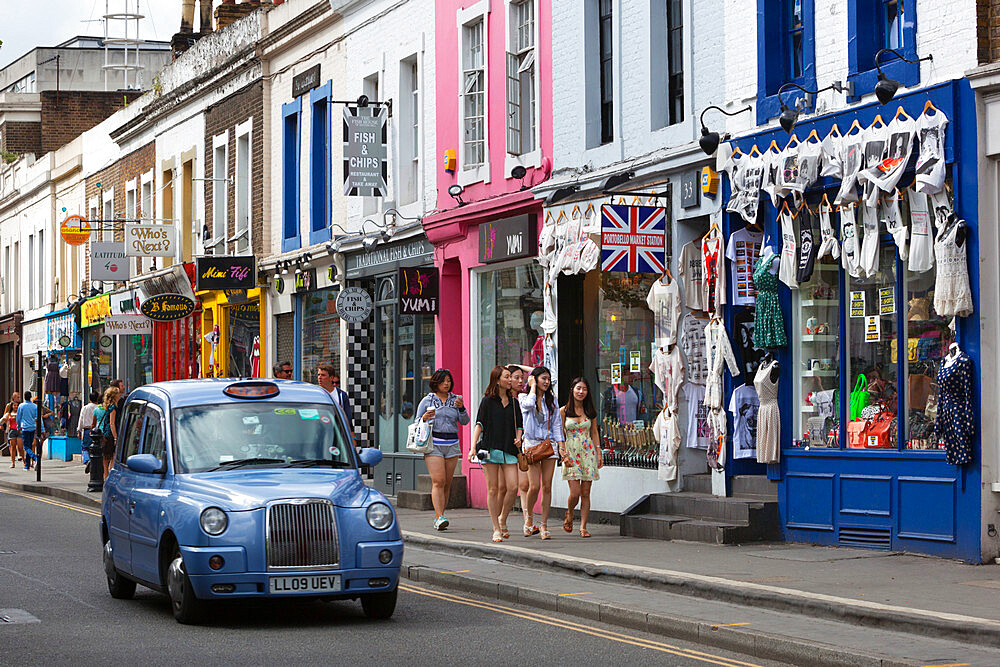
401,563,919,667
402,530,1000,649
0,479,101,507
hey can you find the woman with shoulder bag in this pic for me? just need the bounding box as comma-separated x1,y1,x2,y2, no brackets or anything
415,369,470,531
517,366,564,540
559,377,602,538
2,392,23,469
94,386,121,480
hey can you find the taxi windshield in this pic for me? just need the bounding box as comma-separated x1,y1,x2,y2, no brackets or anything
171,403,352,473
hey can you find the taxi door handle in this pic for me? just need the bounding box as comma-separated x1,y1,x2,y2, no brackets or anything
110,493,117,502
128,500,136,514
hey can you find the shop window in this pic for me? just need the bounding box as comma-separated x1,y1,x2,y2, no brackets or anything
793,251,841,448
275,312,295,379
300,287,341,385
848,0,918,101
477,263,545,394
756,0,816,123
903,262,951,450
227,300,261,378
309,82,331,246
597,273,658,467
281,99,302,253
506,0,537,157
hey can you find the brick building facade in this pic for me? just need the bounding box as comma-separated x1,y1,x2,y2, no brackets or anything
0,91,127,157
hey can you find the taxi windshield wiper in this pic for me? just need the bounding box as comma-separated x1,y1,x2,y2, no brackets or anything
209,457,285,471
284,459,352,468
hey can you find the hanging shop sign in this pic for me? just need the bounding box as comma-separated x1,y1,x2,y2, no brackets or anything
196,256,256,291
293,268,317,294
46,312,79,350
479,215,536,263
104,314,153,336
292,64,321,98
124,223,177,257
600,204,667,273
80,293,112,328
272,275,285,294
346,238,434,278
22,319,47,356
398,266,439,315
141,293,196,322
343,105,388,197
60,215,91,245
90,242,130,281
335,287,373,323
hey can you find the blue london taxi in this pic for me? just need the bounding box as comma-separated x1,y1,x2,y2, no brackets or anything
99,378,402,624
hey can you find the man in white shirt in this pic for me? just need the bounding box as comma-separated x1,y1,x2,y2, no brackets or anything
77,391,101,474
317,364,354,431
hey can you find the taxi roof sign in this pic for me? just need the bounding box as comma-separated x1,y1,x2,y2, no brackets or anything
223,381,280,399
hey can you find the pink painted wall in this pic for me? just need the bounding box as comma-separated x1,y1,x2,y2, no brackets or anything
423,1,553,510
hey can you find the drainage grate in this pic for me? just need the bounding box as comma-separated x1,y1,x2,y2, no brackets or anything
0,609,40,625
838,526,892,550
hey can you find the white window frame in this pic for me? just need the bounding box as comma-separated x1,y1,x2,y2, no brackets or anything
504,0,541,175
457,1,491,187
101,187,115,242
648,0,694,138
233,118,253,256
210,131,229,255
125,178,139,274
399,54,422,207
139,170,155,274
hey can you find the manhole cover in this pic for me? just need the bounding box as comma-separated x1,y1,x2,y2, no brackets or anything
0,609,39,625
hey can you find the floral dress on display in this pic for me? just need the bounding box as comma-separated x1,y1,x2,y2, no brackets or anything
752,252,787,349
562,418,600,482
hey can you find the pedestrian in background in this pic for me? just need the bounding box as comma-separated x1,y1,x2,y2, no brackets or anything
518,366,564,540
416,368,469,531
3,392,23,469
273,361,293,379
560,377,602,538
111,379,126,440
16,390,39,471
470,365,523,542
93,386,121,480
507,364,531,528
318,364,354,430
77,390,101,475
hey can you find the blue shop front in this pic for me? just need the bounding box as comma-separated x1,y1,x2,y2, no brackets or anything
44,308,84,461
720,79,981,562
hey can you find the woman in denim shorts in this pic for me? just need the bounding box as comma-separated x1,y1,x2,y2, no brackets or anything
416,369,469,531
3,393,24,468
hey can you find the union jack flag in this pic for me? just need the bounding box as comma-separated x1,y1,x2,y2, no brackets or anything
600,204,667,273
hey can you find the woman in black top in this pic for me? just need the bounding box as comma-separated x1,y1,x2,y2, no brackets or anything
470,365,523,543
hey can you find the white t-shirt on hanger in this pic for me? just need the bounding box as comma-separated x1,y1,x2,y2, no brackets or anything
915,109,948,195
678,240,707,311
725,227,764,306
907,189,935,273
646,276,682,348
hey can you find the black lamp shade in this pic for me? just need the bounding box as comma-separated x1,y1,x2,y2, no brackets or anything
874,75,899,105
699,126,720,156
779,106,798,134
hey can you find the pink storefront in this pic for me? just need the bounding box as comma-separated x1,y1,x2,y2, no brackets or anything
422,0,553,508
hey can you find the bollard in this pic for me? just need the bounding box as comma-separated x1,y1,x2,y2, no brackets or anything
87,437,103,493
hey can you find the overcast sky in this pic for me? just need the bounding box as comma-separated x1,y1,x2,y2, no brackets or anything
0,1,183,70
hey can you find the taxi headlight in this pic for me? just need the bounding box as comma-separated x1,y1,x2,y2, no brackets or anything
200,507,228,535
366,502,393,530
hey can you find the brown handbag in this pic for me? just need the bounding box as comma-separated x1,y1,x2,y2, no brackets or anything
524,439,554,464
516,452,530,472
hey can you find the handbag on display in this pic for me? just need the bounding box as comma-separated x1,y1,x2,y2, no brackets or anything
405,419,434,454
847,420,867,448
863,413,895,449
849,374,870,421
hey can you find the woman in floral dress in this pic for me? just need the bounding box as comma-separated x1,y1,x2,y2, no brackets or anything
560,377,603,538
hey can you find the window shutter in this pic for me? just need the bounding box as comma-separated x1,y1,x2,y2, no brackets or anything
506,51,521,155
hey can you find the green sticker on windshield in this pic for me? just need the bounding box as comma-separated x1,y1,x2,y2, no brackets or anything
273,408,297,415
298,409,319,420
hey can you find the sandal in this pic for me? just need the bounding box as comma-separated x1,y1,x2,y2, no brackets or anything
563,511,573,533
540,525,551,540
491,530,503,543
523,515,539,537
580,528,591,538
499,524,510,539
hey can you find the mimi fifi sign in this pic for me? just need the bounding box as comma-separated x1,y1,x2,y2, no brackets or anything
196,256,256,291
140,294,196,322
398,266,439,315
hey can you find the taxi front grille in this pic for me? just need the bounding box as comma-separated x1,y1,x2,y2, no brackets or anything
266,500,339,570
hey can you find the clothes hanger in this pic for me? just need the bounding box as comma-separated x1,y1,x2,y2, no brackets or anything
767,139,781,153
820,192,832,210
869,114,886,129
892,105,912,122
571,204,582,219
749,144,762,157
785,134,800,150
826,123,842,138
847,118,864,135
805,129,821,143
923,99,938,115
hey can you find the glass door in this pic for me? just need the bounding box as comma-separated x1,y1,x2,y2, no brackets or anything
397,312,416,448
376,277,396,453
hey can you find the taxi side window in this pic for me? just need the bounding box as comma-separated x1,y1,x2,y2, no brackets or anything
143,408,165,466
120,404,146,462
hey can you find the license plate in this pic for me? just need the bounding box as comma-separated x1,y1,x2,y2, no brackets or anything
269,574,341,594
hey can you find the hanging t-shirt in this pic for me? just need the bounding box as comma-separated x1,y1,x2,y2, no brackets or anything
725,227,763,306
679,312,709,385
820,127,844,179
840,203,862,278
614,386,639,423
915,109,948,195
682,382,710,450
860,119,889,206
791,138,823,203
728,383,759,460
858,204,881,279
702,234,726,314
734,307,764,377
649,345,683,410
796,206,818,284
646,277,682,347
760,145,783,206
779,206,799,289
836,128,866,205
723,151,764,225
907,189,935,273
678,241,707,311
816,202,840,260
859,115,915,206
775,143,799,201
881,194,908,261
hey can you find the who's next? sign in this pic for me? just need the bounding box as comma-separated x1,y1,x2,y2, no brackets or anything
343,105,388,197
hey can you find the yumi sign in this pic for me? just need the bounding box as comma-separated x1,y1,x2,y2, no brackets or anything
343,105,388,197
124,223,177,257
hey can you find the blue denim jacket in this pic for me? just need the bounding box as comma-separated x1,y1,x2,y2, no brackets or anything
518,392,565,443
416,392,469,437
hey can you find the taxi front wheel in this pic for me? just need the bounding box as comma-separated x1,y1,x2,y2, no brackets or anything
360,588,397,620
167,548,205,624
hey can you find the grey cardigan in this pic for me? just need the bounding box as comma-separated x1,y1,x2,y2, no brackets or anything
415,392,470,437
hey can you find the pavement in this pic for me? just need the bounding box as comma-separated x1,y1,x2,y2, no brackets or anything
6,458,1000,663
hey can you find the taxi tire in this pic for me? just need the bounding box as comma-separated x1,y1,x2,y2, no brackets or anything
167,548,206,624
360,587,397,620
105,539,136,600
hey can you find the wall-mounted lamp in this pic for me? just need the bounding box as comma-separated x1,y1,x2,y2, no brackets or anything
361,235,379,252
447,184,466,206
777,80,853,133
511,165,528,190
698,104,753,155
874,48,933,104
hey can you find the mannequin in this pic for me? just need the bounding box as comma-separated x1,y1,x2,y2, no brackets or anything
945,341,962,366
526,310,545,366
761,351,780,382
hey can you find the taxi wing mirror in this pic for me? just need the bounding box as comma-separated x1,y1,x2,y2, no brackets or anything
126,453,165,475
358,448,383,467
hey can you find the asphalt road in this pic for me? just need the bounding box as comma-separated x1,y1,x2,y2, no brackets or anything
0,488,779,666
